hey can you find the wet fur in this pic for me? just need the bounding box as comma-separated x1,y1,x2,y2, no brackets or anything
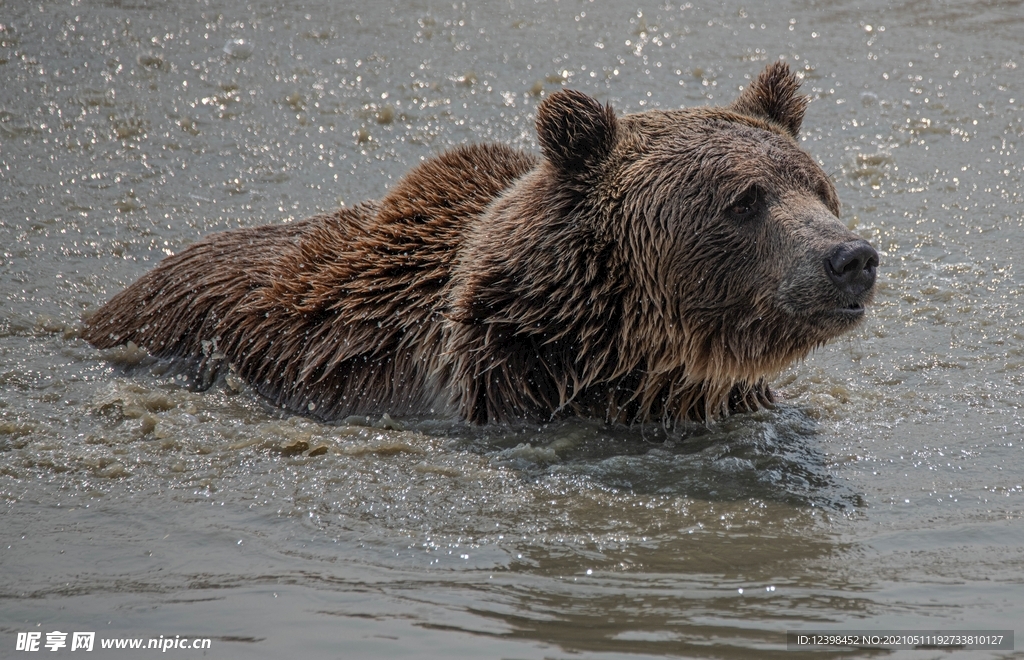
85,62,873,425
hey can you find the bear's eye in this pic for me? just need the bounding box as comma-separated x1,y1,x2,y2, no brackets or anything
726,187,762,221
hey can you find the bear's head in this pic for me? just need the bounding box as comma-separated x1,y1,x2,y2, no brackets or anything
450,61,877,422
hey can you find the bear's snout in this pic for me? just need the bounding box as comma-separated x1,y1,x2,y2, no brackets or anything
824,239,878,298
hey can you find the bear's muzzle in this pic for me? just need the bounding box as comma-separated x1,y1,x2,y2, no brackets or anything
825,239,878,299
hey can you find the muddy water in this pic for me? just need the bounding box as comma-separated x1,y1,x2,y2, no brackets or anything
2,0,1022,658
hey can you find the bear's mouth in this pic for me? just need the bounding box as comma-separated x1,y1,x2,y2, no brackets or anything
832,302,865,318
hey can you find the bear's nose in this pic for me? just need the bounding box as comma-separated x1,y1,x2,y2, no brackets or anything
825,239,878,297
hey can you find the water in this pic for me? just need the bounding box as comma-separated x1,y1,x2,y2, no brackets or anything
2,0,1022,657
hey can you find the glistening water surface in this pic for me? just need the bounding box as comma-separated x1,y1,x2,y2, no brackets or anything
2,0,1022,658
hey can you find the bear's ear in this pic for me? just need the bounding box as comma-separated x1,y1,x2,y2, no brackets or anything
730,61,808,138
536,89,617,172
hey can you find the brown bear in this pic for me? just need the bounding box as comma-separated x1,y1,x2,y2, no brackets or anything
84,61,878,425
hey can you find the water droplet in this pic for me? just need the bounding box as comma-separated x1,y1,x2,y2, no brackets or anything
223,38,253,60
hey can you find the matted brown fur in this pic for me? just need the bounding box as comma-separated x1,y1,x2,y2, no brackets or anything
85,61,877,425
